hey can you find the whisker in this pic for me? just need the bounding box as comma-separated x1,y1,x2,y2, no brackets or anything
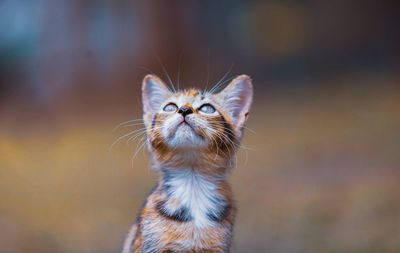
209,63,234,93
243,126,257,134
155,54,176,92
126,131,147,144
217,132,236,157
109,130,142,152
127,126,163,143
131,136,147,166
204,49,211,92
117,122,145,129
210,75,236,93
113,119,144,132
195,119,235,158
177,50,184,91
196,120,226,158
110,124,161,151
206,120,257,135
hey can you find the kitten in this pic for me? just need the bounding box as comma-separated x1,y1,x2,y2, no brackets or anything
122,74,253,253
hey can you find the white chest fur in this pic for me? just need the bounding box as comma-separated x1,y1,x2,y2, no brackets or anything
163,170,225,227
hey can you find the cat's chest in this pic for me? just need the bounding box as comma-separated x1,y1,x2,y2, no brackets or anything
160,170,227,228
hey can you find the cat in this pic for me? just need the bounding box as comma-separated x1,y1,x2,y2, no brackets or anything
122,74,253,253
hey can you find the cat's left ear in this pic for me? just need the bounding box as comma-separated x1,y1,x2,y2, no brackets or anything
217,75,253,129
142,74,172,115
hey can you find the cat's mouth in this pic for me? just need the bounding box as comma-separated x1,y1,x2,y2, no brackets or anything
175,120,198,136
178,120,194,130
165,119,205,148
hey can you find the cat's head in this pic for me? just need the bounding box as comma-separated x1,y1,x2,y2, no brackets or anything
142,74,253,162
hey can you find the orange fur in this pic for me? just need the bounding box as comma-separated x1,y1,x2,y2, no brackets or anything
123,75,253,253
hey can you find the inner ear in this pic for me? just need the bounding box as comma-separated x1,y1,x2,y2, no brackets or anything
216,75,253,127
142,74,172,115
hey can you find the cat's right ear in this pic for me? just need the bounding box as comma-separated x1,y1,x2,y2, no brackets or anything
142,74,172,115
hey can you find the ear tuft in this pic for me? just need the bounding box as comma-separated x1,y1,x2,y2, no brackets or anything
217,75,253,128
142,74,171,115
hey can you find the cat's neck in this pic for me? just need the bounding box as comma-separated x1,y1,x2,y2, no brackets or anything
151,148,236,175
157,167,231,227
160,167,227,185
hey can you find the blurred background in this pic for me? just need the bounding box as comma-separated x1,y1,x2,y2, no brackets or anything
1,1,400,252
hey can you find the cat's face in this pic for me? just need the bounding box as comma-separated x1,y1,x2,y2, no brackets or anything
142,74,253,156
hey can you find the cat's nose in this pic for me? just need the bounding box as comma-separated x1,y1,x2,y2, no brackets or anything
178,106,193,117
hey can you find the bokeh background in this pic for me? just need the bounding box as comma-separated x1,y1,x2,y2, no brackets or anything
1,1,400,252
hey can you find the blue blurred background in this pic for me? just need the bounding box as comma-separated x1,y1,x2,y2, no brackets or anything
1,1,400,252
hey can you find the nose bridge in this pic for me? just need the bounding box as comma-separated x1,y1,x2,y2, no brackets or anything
181,103,192,110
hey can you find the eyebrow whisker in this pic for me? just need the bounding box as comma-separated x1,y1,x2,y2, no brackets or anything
155,54,176,92
209,63,234,94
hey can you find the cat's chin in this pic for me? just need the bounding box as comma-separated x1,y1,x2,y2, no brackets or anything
166,123,206,149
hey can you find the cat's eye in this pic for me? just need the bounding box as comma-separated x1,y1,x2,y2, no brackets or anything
199,104,216,114
163,103,178,112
